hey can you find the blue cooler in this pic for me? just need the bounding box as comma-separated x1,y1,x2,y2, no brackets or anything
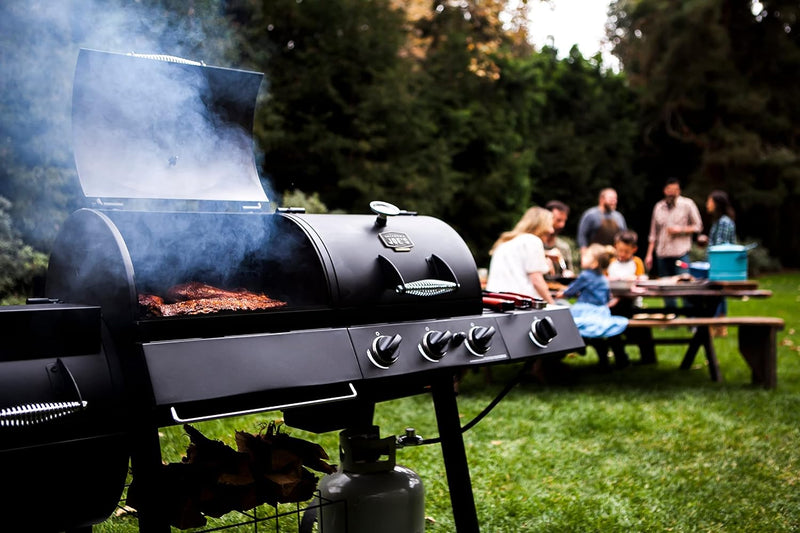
708,244,754,281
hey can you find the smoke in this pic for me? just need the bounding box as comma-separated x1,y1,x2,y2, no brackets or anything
1,0,294,297
1,0,274,210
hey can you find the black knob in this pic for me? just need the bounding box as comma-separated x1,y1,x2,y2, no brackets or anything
467,325,496,356
451,332,467,346
529,317,557,348
368,334,403,368
419,330,453,362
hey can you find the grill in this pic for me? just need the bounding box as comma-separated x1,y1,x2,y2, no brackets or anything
0,49,583,532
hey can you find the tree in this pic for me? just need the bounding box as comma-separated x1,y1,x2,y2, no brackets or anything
0,197,48,301
609,0,800,265
531,45,641,236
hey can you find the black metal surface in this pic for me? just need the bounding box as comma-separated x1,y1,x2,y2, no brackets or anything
0,304,128,531
17,50,586,532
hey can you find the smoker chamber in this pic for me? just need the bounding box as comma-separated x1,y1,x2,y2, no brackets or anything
1,49,583,532
0,303,128,531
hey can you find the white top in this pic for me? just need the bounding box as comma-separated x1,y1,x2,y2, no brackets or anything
607,259,637,279
485,233,550,299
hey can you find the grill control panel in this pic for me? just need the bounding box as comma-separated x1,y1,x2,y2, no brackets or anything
349,306,582,380
351,317,509,378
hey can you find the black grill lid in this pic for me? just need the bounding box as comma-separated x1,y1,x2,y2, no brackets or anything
72,49,267,207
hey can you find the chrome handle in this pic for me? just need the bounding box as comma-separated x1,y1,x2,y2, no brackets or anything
0,401,88,428
169,382,358,424
396,279,459,296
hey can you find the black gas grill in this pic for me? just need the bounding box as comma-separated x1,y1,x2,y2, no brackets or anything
0,49,583,532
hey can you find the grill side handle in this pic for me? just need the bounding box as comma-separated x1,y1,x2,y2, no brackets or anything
169,383,358,424
0,358,88,428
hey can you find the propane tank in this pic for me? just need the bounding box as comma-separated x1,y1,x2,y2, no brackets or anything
318,426,425,533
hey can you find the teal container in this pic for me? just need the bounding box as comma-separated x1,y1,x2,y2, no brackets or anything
708,244,754,281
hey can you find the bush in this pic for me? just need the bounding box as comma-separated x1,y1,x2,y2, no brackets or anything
746,239,782,276
279,189,330,214
0,196,48,301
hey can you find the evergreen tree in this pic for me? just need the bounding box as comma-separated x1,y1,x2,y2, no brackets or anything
610,0,800,265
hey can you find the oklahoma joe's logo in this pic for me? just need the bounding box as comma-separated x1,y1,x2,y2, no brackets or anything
378,231,414,252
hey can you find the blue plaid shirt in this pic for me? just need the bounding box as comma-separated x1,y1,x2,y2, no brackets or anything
709,215,736,245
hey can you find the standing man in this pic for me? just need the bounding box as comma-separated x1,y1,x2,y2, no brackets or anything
577,188,627,253
544,200,574,278
645,177,703,277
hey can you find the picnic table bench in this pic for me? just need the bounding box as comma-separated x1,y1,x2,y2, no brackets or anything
624,315,785,389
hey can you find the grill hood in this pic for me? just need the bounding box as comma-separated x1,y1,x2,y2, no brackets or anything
72,48,267,207
51,50,482,339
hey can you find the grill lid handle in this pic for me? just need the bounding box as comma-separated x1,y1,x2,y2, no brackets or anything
378,255,460,297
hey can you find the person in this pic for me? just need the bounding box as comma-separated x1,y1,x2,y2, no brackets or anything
608,230,646,280
543,200,575,279
697,190,737,335
485,206,555,304
645,178,704,275
644,178,703,308
607,229,647,315
698,190,736,248
556,244,629,369
576,188,627,252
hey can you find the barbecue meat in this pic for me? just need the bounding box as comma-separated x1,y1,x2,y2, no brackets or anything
166,282,256,302
139,282,286,317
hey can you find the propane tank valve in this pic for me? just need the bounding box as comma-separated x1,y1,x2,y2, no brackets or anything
397,427,424,447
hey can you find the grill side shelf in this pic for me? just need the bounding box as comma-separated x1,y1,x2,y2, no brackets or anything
141,328,363,410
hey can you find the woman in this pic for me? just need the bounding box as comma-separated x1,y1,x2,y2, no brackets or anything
485,206,555,304
706,190,736,246
700,190,736,334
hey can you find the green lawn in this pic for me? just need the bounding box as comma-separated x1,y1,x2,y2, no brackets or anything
100,271,800,532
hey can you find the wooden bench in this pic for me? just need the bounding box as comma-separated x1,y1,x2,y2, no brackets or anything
624,316,785,389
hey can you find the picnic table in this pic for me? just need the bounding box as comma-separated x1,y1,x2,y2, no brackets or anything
608,278,783,388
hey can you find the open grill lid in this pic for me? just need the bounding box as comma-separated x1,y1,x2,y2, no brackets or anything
72,49,267,209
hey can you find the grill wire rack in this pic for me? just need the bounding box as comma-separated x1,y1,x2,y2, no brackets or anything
113,470,345,532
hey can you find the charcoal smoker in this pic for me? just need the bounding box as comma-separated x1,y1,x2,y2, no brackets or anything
1,49,583,532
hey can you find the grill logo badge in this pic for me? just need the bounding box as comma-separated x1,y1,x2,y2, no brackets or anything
379,232,414,252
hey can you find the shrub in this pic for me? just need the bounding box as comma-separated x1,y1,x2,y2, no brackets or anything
0,196,48,301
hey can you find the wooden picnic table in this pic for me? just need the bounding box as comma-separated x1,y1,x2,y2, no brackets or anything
605,277,782,388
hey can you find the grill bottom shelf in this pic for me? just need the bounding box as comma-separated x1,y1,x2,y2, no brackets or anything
114,485,344,533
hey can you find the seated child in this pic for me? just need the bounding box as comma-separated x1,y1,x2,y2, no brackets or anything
607,230,646,280
556,244,629,369
607,229,646,313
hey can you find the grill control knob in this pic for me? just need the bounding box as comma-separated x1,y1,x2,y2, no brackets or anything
529,316,557,348
419,330,453,362
451,332,466,346
367,334,403,369
466,325,496,356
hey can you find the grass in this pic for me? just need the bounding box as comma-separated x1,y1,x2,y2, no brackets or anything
98,271,800,532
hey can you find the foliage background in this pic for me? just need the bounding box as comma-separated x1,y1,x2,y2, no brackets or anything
1,0,799,299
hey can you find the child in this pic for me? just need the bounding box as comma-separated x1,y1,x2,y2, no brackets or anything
556,244,629,369
608,230,646,280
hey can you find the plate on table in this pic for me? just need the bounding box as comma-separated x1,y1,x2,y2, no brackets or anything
632,313,678,320
609,280,635,291
635,277,709,291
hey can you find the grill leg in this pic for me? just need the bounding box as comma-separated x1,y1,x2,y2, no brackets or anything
431,375,480,533
130,426,171,533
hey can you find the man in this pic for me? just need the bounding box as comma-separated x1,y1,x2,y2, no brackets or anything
576,188,627,252
644,178,703,276
544,200,574,278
